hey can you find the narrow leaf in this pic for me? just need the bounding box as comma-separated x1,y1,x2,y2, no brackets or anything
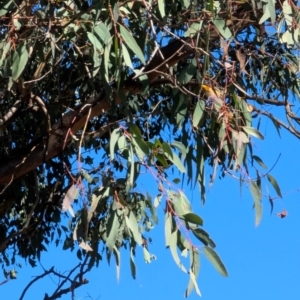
120,25,145,64
250,181,262,226
193,100,205,127
252,155,267,169
110,128,120,160
203,246,228,277
169,230,188,273
183,213,203,226
242,126,264,140
267,174,282,198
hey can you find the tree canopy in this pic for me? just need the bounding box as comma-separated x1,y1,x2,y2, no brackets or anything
0,0,300,298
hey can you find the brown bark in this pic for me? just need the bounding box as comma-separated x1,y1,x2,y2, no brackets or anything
0,3,263,185
0,39,194,185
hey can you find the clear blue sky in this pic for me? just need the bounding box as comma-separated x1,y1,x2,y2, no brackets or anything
2,117,300,300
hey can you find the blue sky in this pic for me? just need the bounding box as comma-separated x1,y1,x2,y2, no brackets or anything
2,116,300,300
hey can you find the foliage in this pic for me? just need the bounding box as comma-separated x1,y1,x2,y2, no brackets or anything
0,0,299,297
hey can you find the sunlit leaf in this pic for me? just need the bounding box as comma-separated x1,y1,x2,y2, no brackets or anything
79,241,93,252
126,212,143,245
169,230,188,273
113,246,121,281
120,24,145,64
250,181,262,226
242,126,264,140
165,212,172,247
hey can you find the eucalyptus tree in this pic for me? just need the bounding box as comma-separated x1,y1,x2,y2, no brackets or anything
0,0,299,298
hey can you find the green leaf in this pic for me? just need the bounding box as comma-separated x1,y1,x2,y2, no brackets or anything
126,211,143,245
161,142,173,158
192,228,216,248
213,18,232,39
203,246,228,277
169,230,188,273
158,0,166,19
164,151,186,173
267,174,282,198
193,100,205,127
106,211,120,252
87,32,103,51
178,58,197,85
242,126,264,140
143,247,151,263
252,155,267,169
0,0,14,16
120,24,145,65
171,141,187,155
165,212,172,247
113,246,121,281
122,44,133,68
129,123,142,137
81,169,93,183
185,248,201,297
130,247,136,279
94,23,111,44
183,213,203,226
250,181,262,226
110,128,120,160
170,191,192,216
12,43,28,80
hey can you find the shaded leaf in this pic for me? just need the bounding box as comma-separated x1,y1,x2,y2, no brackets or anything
183,213,203,226
193,100,205,127
203,246,228,277
252,155,267,169
110,128,120,160
267,174,282,198
12,43,28,80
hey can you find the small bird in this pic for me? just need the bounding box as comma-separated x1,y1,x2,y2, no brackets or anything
201,84,224,111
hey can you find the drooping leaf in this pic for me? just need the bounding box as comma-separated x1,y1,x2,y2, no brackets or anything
165,211,172,247
193,100,205,127
12,43,28,80
120,24,145,64
250,181,262,226
185,248,201,297
110,128,121,160
252,155,267,169
192,228,216,248
126,212,143,245
267,174,282,198
106,211,120,252
143,247,151,263
203,246,228,277
130,247,136,279
113,246,121,281
62,185,79,217
169,230,188,273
